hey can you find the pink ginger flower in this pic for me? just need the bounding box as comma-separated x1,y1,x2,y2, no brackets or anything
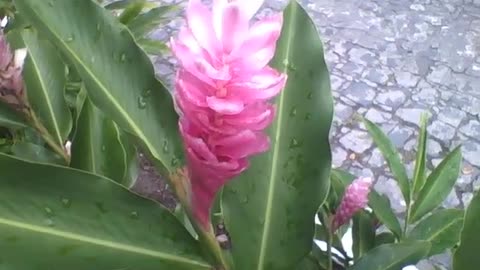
331,177,373,231
171,0,287,227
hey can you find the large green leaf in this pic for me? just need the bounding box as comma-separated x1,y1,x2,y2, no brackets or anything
352,211,376,261
222,2,334,269
348,241,431,270
71,98,138,187
14,0,183,176
363,118,410,205
408,209,463,256
0,101,28,129
0,153,210,269
412,113,429,197
331,169,402,239
409,146,462,223
20,28,72,146
127,5,179,38
453,191,480,270
10,141,65,165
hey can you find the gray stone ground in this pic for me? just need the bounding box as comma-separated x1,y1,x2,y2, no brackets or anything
151,0,480,269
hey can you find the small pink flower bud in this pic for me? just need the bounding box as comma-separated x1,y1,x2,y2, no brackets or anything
331,177,373,232
0,32,27,111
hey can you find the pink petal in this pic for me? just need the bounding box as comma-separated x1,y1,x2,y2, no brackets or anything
206,96,245,114
186,0,219,58
220,2,249,54
223,103,275,130
214,130,270,158
229,68,287,102
231,14,283,71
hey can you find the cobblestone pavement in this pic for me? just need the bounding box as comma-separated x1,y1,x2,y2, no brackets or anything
151,0,480,268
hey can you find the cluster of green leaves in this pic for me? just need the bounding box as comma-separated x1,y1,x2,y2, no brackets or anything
313,115,464,269
0,1,336,269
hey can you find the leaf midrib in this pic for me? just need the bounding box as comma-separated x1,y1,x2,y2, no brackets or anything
256,3,297,269
22,3,161,162
23,35,63,145
0,218,210,268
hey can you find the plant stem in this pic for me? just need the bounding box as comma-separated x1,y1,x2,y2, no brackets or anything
29,111,70,164
327,225,333,270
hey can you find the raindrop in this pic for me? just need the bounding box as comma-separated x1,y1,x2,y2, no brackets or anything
90,56,95,63
120,53,126,62
137,96,147,109
61,198,71,208
101,145,106,152
304,113,312,121
65,35,74,42
259,218,265,225
170,157,179,167
96,23,101,32
130,211,139,219
142,89,152,97
48,1,54,7
45,218,55,227
95,202,108,214
289,107,297,117
44,207,54,217
241,196,248,204
162,140,168,153
307,91,313,100
289,138,302,149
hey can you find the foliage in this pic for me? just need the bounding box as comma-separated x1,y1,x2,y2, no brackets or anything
0,0,469,269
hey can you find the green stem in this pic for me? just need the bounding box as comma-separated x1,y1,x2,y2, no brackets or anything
28,111,70,164
327,228,333,270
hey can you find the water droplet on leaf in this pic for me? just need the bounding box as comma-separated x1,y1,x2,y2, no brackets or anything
44,207,54,217
95,202,108,214
48,1,54,7
61,198,71,208
45,218,55,227
101,145,106,152
307,92,313,100
120,53,126,62
162,140,168,153
289,138,302,149
142,89,152,97
130,211,139,219
65,35,74,42
304,113,312,120
137,96,147,109
290,107,297,117
170,157,179,167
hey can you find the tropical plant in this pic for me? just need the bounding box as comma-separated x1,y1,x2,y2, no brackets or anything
0,0,471,269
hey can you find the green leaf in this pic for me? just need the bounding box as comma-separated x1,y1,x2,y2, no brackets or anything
453,191,480,270
408,209,463,256
222,2,333,269
331,169,402,239
412,113,429,197
374,232,395,247
137,38,169,55
409,146,462,223
127,5,179,38
105,0,157,10
0,153,211,269
10,141,65,165
0,101,28,129
363,118,410,205
118,0,145,24
314,223,343,254
14,0,183,175
348,241,431,270
71,98,138,187
352,211,376,261
20,28,72,146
